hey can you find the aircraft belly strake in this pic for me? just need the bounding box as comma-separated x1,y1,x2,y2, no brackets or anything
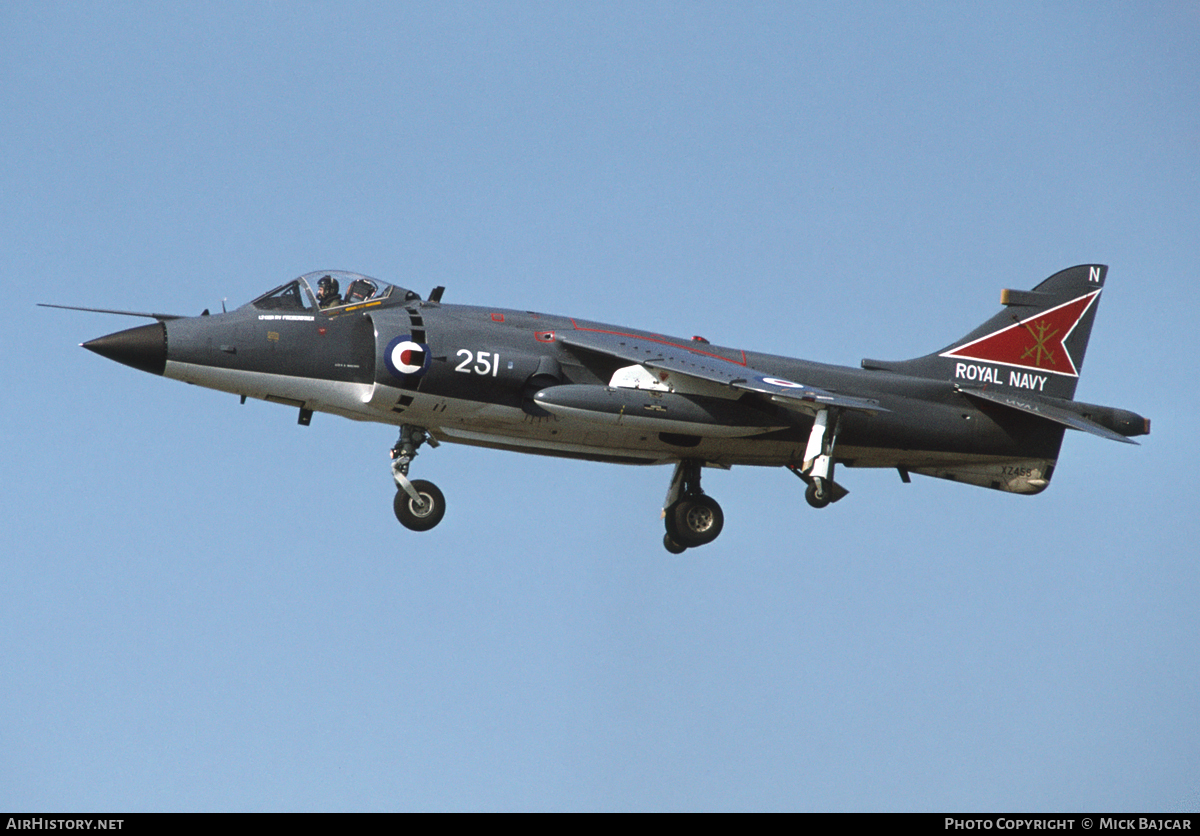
49,265,1149,552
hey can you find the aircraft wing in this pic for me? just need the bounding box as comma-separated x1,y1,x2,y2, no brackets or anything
956,385,1138,444
559,326,887,416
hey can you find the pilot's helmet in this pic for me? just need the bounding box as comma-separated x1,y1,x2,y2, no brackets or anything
317,275,339,300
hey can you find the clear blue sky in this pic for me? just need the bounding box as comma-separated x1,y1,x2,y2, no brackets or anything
3,1,1196,812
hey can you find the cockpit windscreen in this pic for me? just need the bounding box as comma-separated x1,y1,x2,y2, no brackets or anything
251,271,420,312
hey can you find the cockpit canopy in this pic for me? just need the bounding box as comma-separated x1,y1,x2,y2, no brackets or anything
251,271,420,313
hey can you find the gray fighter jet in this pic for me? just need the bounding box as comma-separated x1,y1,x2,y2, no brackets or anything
47,264,1149,552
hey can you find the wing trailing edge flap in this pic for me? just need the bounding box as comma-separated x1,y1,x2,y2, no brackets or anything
763,390,887,416
956,385,1138,445
559,330,887,418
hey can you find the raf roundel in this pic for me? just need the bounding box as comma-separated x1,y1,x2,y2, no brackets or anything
385,335,431,380
760,376,806,390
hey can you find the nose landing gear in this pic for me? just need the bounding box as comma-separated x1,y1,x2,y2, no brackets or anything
393,479,445,531
390,425,446,531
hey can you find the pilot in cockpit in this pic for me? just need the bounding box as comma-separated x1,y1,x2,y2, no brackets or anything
317,275,342,308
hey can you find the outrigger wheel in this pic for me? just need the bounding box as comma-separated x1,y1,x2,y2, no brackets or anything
805,477,832,509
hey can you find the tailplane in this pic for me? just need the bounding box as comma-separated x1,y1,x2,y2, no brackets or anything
862,264,1107,400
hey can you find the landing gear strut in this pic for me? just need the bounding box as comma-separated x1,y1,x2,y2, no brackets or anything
390,425,445,531
787,407,849,509
662,459,724,552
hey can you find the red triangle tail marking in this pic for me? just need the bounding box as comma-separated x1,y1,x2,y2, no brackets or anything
942,291,1099,377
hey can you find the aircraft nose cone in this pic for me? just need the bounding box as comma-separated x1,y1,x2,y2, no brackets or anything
83,322,167,376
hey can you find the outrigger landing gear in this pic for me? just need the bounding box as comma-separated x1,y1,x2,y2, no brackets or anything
787,407,849,509
661,459,724,552
390,425,446,531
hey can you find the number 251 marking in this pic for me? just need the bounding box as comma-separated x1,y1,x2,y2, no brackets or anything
455,349,500,377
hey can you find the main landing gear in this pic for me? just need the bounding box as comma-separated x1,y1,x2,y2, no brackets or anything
659,408,850,554
662,460,725,553
390,425,446,531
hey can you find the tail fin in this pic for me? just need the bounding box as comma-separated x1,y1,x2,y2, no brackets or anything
861,264,1107,400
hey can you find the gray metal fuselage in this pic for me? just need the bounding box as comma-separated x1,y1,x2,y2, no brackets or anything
65,265,1149,545
159,289,1062,487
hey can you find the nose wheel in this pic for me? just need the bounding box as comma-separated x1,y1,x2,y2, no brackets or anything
393,479,446,531
390,425,446,532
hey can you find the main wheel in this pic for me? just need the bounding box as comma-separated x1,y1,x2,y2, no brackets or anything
393,480,446,531
667,495,724,548
805,478,831,509
663,533,688,554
